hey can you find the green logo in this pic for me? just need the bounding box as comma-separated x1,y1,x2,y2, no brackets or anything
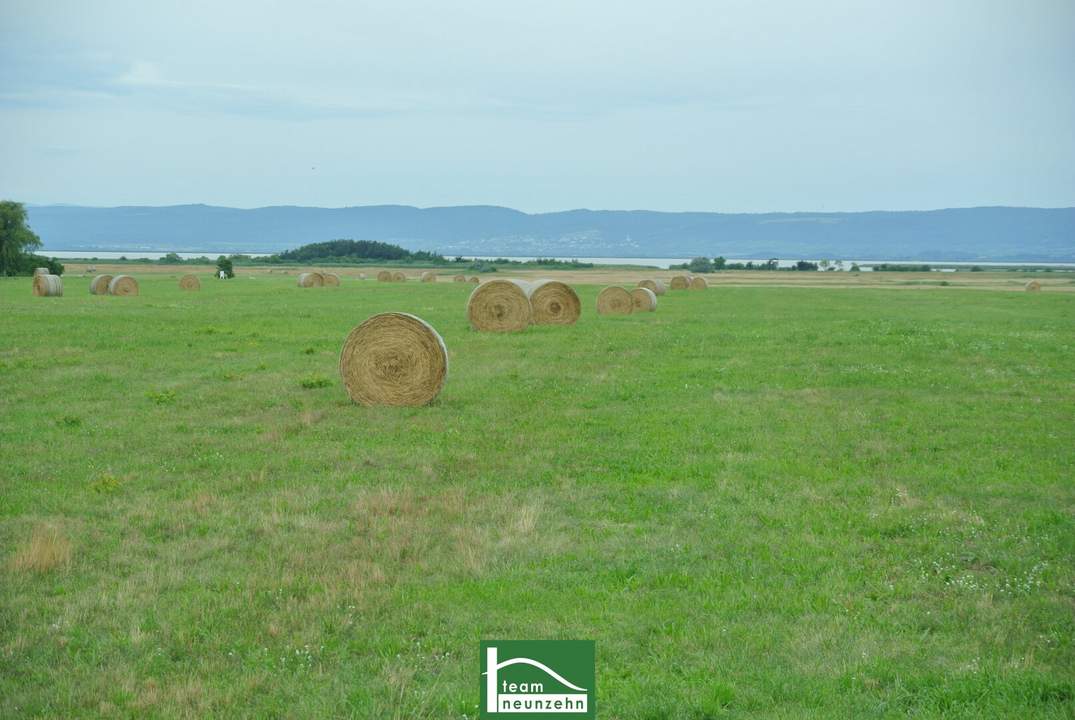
480,640,595,718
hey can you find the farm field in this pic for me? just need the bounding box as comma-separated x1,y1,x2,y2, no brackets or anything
1,274,1073,718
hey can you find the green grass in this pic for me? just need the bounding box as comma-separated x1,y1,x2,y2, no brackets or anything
1,275,1073,718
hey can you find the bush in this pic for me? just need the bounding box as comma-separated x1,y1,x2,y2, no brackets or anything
688,256,714,273
16,253,64,276
216,256,235,278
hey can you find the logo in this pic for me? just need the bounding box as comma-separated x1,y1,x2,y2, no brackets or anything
480,640,595,718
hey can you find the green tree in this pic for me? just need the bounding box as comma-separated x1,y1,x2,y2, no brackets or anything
0,201,43,275
712,256,726,270
216,256,235,278
688,256,714,274
160,252,182,264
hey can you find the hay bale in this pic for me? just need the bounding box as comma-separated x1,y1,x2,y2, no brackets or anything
322,273,340,286
690,276,709,290
523,280,581,325
1025,280,1042,292
339,312,448,407
90,274,113,295
469,276,480,284
453,274,467,282
466,279,532,332
670,275,690,290
32,274,63,297
33,267,50,276
631,287,657,312
377,270,392,282
179,274,201,291
108,275,139,296
596,286,633,315
637,279,666,296
358,273,367,280
297,272,324,288
421,271,437,282
392,271,406,282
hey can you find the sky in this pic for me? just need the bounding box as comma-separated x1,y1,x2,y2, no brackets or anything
1,0,1073,213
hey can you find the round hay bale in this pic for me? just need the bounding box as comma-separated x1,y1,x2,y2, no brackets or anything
524,280,581,325
90,274,113,295
179,274,201,291
1025,279,1042,292
421,271,437,283
339,312,448,407
637,279,666,296
322,273,340,287
690,276,709,290
108,275,139,296
453,274,467,282
358,273,367,280
466,279,532,332
670,275,690,290
392,271,406,282
34,267,50,276
297,272,324,288
32,274,63,297
596,286,633,315
469,276,480,284
377,270,392,282
631,287,657,312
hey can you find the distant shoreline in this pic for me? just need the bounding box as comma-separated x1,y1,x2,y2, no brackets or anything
36,250,1075,270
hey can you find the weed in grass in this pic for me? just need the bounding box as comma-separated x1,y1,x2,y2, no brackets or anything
300,376,331,389
147,389,177,404
89,472,122,494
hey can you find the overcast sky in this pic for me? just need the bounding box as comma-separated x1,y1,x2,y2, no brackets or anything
1,1,1072,213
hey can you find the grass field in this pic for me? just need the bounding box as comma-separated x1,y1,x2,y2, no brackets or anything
2,273,1073,718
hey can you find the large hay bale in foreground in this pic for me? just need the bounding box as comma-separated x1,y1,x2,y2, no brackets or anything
670,275,690,290
339,312,448,407
32,274,63,297
90,274,113,295
466,279,532,332
453,274,467,282
322,273,340,286
631,287,657,312
637,279,666,296
596,286,633,315
297,272,324,288
108,275,139,296
524,280,581,325
391,271,407,282
34,267,50,276
179,274,201,291
690,276,709,290
421,271,437,282
1025,280,1042,292
377,270,392,282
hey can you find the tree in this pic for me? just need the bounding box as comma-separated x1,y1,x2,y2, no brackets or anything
0,201,43,275
688,256,714,273
713,256,727,270
160,252,182,264
216,256,234,278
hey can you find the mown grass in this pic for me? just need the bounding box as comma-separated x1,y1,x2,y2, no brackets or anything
1,274,1073,718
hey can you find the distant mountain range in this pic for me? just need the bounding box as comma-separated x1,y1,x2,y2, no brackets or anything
25,203,1075,261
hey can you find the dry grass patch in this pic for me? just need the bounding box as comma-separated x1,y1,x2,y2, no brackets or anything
350,487,546,586
9,523,72,572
